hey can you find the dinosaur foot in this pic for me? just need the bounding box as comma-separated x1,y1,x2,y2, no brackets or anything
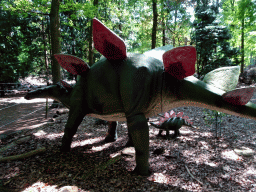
124,139,134,147
165,134,180,140
60,144,71,152
171,132,181,139
157,134,180,140
104,135,117,143
157,134,172,140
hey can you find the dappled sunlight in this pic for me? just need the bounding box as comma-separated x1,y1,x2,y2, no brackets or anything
221,150,242,161
0,97,53,104
193,151,212,164
91,142,113,152
22,181,58,192
33,130,47,137
180,129,194,136
44,133,64,140
205,161,218,167
25,122,48,130
243,165,256,177
151,172,169,184
198,141,210,150
200,131,213,137
0,104,48,133
71,137,103,148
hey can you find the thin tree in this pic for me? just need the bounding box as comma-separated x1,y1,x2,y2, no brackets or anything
152,0,158,49
50,0,61,84
89,0,99,66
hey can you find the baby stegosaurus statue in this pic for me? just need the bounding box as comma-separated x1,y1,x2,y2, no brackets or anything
150,110,195,139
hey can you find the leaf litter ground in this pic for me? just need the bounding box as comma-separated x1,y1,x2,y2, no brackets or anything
0,83,256,192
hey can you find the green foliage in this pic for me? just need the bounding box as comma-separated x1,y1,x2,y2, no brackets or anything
203,109,229,137
191,3,239,78
222,0,256,68
0,7,42,82
0,0,202,82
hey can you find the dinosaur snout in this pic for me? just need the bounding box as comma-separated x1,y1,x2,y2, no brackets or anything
24,90,34,100
24,93,31,100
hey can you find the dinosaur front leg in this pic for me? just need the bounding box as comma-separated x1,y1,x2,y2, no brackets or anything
171,129,180,139
124,133,134,147
157,130,163,137
105,121,118,143
127,114,150,176
61,107,85,152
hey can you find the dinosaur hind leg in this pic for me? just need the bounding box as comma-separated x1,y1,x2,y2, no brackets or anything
171,129,181,139
126,114,150,176
105,121,118,143
157,130,164,137
61,106,85,152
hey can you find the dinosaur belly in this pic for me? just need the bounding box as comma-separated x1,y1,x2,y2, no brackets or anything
87,112,126,121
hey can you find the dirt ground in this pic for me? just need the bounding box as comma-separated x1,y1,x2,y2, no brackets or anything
0,84,256,192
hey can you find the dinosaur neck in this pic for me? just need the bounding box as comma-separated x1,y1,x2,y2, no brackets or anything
50,91,72,109
162,74,256,121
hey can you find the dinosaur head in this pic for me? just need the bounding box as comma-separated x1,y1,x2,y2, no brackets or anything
25,80,73,100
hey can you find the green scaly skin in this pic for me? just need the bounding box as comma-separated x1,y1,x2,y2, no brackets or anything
25,53,256,176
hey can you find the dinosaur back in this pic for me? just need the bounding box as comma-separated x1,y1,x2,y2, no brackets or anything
54,54,90,75
163,46,196,80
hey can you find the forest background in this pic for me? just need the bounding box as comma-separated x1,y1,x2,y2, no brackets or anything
0,0,256,84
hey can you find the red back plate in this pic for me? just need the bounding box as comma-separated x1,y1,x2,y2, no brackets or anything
163,46,196,80
222,87,255,105
93,18,127,60
60,80,72,89
54,54,90,75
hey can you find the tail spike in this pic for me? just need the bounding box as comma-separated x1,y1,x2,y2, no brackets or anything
222,87,255,105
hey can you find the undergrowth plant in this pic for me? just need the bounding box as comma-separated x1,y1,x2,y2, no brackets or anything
203,109,229,138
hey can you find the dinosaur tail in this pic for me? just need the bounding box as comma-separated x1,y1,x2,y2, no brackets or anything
149,122,161,128
183,120,197,129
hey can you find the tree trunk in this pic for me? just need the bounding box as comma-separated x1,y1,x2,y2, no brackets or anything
50,0,61,84
89,0,99,66
173,8,178,47
241,17,245,74
89,20,94,66
152,0,158,49
42,18,49,118
162,18,166,46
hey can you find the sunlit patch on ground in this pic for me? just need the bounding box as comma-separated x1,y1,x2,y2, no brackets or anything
244,166,256,176
205,161,218,167
221,150,241,161
0,97,53,104
151,172,169,183
33,131,63,140
71,137,103,148
91,142,112,152
200,131,213,137
22,181,82,192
